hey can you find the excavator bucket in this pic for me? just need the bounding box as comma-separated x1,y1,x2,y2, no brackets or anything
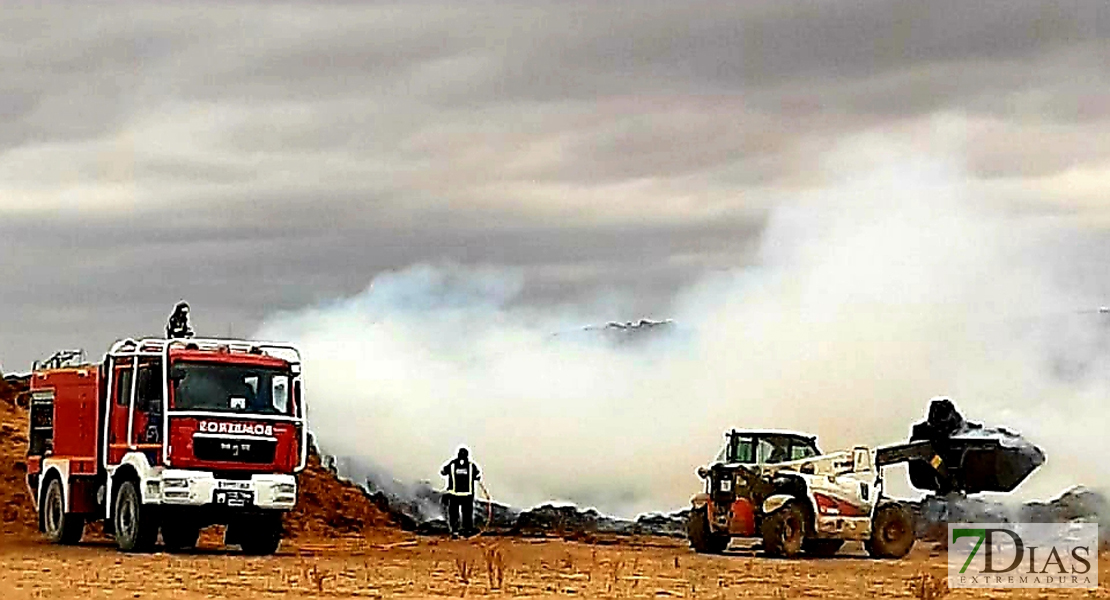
905,398,1045,494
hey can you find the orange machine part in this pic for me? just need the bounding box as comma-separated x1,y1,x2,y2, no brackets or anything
728,498,756,536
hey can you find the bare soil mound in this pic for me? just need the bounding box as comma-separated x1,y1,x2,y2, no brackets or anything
285,442,397,541
0,375,35,539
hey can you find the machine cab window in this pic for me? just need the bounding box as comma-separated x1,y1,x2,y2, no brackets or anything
717,431,821,465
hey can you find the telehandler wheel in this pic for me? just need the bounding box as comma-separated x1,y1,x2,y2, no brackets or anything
162,520,201,553
114,480,159,553
230,513,283,556
866,503,915,559
802,539,844,557
41,478,85,545
686,507,729,554
761,502,806,558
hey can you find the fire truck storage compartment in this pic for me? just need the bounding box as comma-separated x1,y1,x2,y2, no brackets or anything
29,368,102,461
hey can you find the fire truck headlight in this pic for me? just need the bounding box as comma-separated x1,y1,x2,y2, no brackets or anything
163,478,189,489
273,483,296,497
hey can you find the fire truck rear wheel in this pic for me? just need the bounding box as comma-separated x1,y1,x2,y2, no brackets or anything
161,519,201,552
114,480,159,553
761,502,806,558
686,506,729,554
230,513,283,555
866,503,915,559
41,477,85,545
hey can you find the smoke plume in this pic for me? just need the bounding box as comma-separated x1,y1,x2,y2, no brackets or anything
256,131,1110,517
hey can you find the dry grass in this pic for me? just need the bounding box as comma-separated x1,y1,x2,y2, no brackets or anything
481,543,507,590
454,554,474,584
911,572,950,600
0,537,1104,599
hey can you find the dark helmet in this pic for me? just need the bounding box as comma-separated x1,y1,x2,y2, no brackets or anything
457,447,469,460
174,301,190,314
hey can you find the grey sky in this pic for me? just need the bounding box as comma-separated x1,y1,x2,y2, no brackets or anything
2,1,1109,370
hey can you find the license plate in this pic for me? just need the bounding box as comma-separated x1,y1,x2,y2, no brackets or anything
214,490,254,507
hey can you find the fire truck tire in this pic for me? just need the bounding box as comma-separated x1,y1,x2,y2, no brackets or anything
161,520,201,553
686,507,729,554
230,513,283,555
41,478,85,545
866,503,915,559
761,502,806,558
114,480,159,553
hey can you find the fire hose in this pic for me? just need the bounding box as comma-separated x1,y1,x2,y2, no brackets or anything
478,481,493,535
444,481,494,537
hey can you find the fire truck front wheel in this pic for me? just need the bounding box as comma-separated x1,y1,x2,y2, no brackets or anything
113,480,159,553
227,512,283,555
161,519,201,553
41,477,85,545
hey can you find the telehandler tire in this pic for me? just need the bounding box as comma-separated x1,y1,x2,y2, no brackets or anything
687,507,729,554
866,503,915,559
761,502,806,558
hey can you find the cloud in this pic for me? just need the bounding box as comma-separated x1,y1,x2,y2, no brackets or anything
2,0,1109,375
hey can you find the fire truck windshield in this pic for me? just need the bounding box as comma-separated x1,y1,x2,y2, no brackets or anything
170,363,292,415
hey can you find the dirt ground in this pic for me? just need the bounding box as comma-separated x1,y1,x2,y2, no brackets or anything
1,533,1107,600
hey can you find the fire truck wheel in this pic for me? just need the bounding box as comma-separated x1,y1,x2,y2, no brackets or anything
161,520,201,553
761,502,806,558
686,507,729,554
114,480,159,553
231,513,283,555
866,503,915,559
41,478,85,545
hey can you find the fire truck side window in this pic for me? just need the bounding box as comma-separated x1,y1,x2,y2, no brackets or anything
136,361,163,412
115,363,133,406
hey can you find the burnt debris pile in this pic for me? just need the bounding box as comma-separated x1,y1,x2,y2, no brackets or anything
349,456,689,538
512,505,688,539
911,487,1110,546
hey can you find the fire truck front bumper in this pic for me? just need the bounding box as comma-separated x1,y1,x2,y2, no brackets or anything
151,470,298,510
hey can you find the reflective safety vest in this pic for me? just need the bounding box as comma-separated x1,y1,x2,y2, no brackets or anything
442,458,480,496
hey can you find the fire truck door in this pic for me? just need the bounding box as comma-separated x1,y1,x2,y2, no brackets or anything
132,359,164,463
107,357,135,465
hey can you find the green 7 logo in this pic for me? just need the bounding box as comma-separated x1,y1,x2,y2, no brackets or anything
952,528,987,573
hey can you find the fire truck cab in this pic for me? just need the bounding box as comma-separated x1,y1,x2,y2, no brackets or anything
26,337,306,554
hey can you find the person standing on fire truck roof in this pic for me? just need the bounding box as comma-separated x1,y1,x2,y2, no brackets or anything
441,447,481,538
166,301,194,339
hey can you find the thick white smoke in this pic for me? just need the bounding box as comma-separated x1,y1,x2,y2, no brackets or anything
256,133,1110,517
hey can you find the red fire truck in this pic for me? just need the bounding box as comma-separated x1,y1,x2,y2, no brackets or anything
26,337,307,554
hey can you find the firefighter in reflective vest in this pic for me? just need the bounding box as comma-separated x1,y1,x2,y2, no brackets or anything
441,447,481,537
